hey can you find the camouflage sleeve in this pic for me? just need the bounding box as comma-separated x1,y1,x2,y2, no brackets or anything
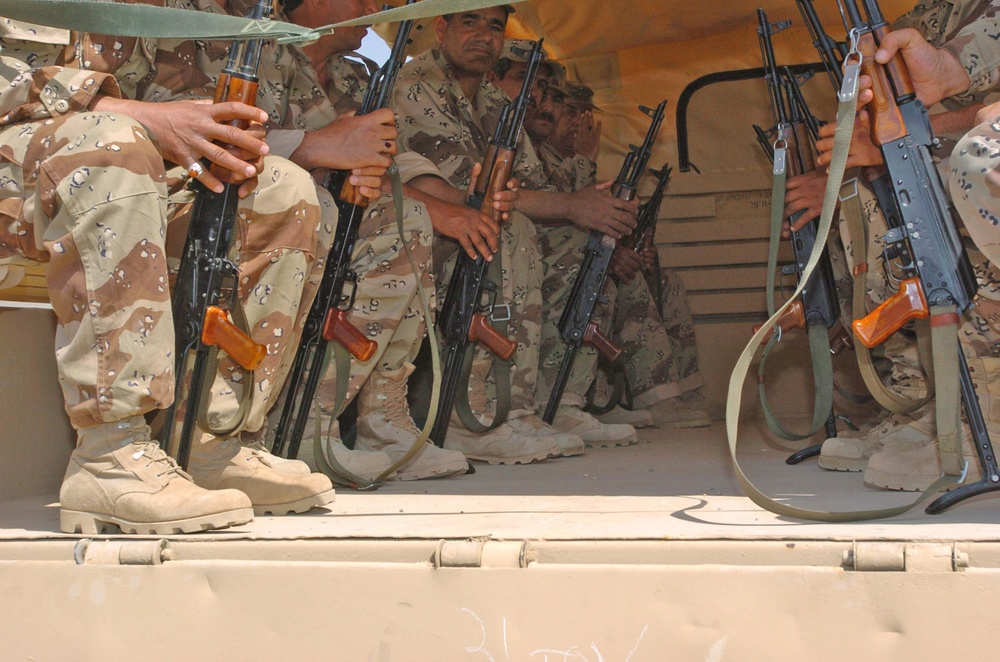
513,134,556,192
939,3,1000,96
0,56,120,126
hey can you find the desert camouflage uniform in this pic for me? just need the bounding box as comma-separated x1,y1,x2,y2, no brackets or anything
536,138,703,406
394,48,546,418
536,141,596,194
145,4,435,419
326,53,378,116
0,22,322,433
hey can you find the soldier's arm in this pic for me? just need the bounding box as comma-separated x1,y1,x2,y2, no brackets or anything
516,184,639,240
0,57,120,125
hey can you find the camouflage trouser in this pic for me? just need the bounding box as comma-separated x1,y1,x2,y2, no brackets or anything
656,268,704,396
311,189,435,413
534,224,611,410
436,210,543,417
951,115,1000,268
0,111,322,431
600,274,680,409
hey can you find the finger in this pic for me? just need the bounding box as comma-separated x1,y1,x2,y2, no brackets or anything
209,101,269,126
206,123,270,157
468,162,484,198
197,141,261,178
458,233,480,261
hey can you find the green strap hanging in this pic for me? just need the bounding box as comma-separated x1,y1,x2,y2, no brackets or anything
0,0,526,45
725,47,959,521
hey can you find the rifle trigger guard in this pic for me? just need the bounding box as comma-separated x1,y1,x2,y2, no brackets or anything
490,303,512,323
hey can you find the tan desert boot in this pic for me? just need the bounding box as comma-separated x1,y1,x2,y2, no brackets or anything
553,405,637,448
597,406,655,429
60,416,253,534
188,434,335,516
312,419,395,486
356,362,469,480
240,426,312,476
647,395,711,429
863,358,1000,491
818,410,923,472
458,362,584,457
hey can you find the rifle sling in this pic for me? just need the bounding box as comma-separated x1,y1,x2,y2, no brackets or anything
756,146,834,442
839,174,935,414
726,60,959,521
313,163,447,489
452,249,512,433
196,301,254,438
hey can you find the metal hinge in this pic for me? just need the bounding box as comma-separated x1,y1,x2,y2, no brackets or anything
434,539,536,569
73,539,172,566
843,542,968,572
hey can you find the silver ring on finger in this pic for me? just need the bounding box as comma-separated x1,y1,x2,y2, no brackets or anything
186,161,205,179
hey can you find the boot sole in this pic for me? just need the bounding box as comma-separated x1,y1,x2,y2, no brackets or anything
464,448,560,465
60,507,254,535
396,464,469,481
817,456,867,472
585,437,637,449
253,489,336,516
863,469,973,492
655,417,712,429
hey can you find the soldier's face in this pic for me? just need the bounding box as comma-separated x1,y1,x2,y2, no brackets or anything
553,105,580,151
492,61,528,100
289,0,375,51
436,9,507,77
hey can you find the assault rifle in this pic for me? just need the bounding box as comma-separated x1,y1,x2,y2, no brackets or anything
161,0,272,469
542,99,667,425
428,40,544,447
270,3,417,461
752,8,843,457
755,9,840,346
841,0,992,513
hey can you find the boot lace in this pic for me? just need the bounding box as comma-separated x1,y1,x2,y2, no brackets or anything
130,441,185,479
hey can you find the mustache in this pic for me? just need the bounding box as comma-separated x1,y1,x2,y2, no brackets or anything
534,111,555,123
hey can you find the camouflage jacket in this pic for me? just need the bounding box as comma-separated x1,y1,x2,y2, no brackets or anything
325,53,378,116
140,0,336,132
894,0,1000,98
535,140,596,194
393,48,552,192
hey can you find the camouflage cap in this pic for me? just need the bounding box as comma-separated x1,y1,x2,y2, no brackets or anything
563,82,602,112
498,38,539,64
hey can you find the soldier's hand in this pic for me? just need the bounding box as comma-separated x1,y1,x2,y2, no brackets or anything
575,111,602,162
94,98,271,193
569,182,639,239
863,28,971,108
434,204,501,261
814,111,883,170
348,165,387,201
783,170,830,236
295,109,396,172
465,163,520,222
609,245,643,284
640,243,657,273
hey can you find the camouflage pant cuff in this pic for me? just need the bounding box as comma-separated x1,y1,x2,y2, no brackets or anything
631,383,683,410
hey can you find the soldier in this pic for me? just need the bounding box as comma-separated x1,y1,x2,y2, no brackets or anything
0,16,338,534
492,47,710,432
808,0,1000,490
395,8,644,458
148,0,518,482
